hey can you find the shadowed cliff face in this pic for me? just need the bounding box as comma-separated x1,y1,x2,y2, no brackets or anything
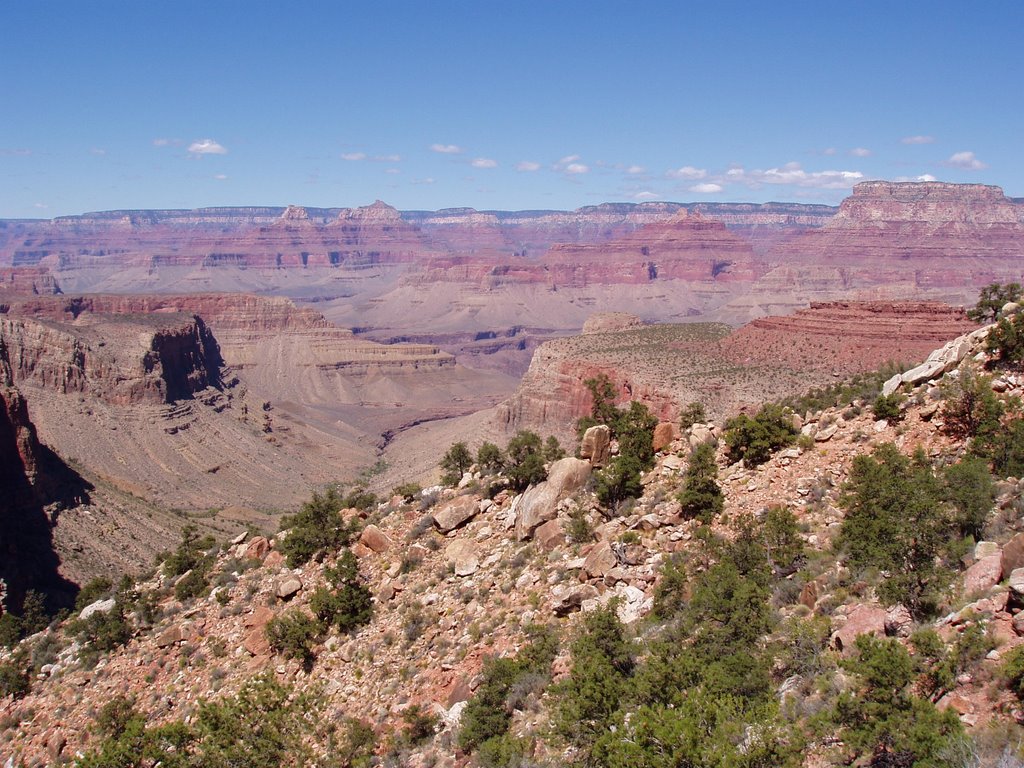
0,346,82,613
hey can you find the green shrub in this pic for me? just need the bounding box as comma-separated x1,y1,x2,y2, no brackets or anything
676,443,723,523
278,488,356,567
544,435,566,462
968,281,1021,323
762,505,806,577
834,635,962,766
940,371,1004,444
75,577,115,611
987,311,1024,365
440,442,473,485
476,441,505,473
988,418,1024,478
329,717,376,768
391,482,422,502
943,456,996,539
564,507,594,545
1003,645,1024,700
265,610,321,667
309,550,373,634
459,624,558,753
723,403,797,467
163,524,216,578
678,401,706,430
399,704,438,746
0,656,30,699
872,393,903,424
576,373,620,436
594,454,643,510
506,430,547,491
837,444,955,617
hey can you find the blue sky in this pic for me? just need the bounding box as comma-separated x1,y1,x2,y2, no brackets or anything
1,1,1021,217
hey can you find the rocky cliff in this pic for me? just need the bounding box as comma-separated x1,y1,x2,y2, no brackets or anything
499,301,979,441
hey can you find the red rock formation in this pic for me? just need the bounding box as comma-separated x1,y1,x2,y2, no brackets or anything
721,301,980,374
499,301,979,441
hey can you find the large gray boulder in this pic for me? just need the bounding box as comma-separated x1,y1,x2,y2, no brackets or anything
432,495,481,533
579,425,611,467
514,457,592,541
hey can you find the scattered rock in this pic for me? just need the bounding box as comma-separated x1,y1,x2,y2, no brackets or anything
79,597,116,621
276,577,303,600
652,422,678,452
514,457,591,540
445,540,480,577
156,624,183,648
359,524,393,553
244,536,270,560
579,425,611,467
963,554,1002,595
814,424,838,442
583,541,618,579
1003,533,1024,579
534,519,565,551
832,604,887,654
431,495,480,533
552,584,599,616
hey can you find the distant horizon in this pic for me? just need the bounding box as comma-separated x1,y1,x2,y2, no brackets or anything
3,2,1021,218
7,178,1024,222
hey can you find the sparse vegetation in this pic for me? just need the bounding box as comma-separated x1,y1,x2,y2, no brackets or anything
968,281,1022,323
676,442,723,523
440,441,473,486
723,403,797,467
278,488,357,567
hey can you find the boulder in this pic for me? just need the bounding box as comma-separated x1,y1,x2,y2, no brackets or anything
884,605,913,638
276,577,303,600
156,624,183,648
552,584,599,616
688,424,715,448
832,604,887,654
798,580,819,610
1008,568,1024,609
900,360,946,387
583,541,618,579
814,424,838,442
652,422,678,453
243,627,271,657
432,495,480,533
359,524,392,553
79,597,116,621
963,554,1002,595
974,540,1000,560
881,373,902,397
534,519,565,551
244,536,270,560
445,539,480,577
579,425,611,467
514,457,591,541
1002,533,1024,579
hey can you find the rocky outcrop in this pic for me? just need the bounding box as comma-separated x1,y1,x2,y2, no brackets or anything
722,301,979,378
0,313,223,406
499,301,980,441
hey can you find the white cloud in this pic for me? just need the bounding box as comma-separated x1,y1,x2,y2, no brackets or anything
412,177,436,185
558,154,581,164
341,152,366,161
945,151,988,170
565,163,589,174
690,183,724,194
214,173,228,180
822,147,837,156
430,143,462,154
894,174,938,182
385,168,401,175
667,165,707,180
471,157,498,168
626,165,646,175
849,147,872,157
188,139,227,155
632,191,660,200
374,154,401,162
516,160,541,172
727,162,864,189
901,135,935,145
